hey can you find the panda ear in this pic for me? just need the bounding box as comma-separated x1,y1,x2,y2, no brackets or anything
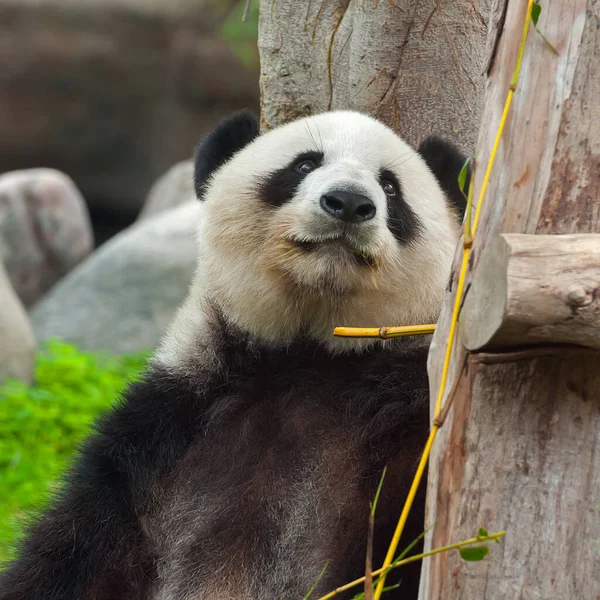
194,110,259,199
418,135,470,221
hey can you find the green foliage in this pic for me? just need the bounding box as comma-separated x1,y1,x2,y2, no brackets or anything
459,545,489,562
0,341,148,563
531,2,542,26
221,2,260,68
530,2,559,55
352,583,400,600
457,157,472,199
370,466,387,517
303,563,329,600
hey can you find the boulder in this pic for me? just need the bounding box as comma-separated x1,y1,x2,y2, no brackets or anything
0,169,93,307
0,0,258,217
30,202,201,354
0,262,36,384
137,161,195,221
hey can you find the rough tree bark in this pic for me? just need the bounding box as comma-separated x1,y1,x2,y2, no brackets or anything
258,0,492,150
422,1,600,599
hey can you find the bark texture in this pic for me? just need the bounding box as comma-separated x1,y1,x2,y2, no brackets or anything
422,1,600,598
258,0,492,150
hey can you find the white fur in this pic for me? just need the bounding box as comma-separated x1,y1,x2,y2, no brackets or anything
155,111,460,369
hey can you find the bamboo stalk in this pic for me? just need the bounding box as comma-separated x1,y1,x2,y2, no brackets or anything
333,325,436,338
316,531,505,600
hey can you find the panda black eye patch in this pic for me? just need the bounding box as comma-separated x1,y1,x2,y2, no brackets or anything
379,169,423,245
259,151,324,207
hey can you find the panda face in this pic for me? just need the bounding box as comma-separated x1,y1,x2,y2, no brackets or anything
256,135,421,247
249,120,425,294
161,111,467,356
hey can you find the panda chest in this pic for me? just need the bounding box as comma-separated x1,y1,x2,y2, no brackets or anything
152,360,428,599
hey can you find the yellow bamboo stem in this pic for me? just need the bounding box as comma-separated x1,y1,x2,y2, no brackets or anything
333,324,436,338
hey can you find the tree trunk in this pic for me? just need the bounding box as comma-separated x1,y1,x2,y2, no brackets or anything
258,0,492,150
422,1,600,598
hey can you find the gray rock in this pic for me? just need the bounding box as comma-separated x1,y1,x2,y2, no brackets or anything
31,202,201,353
137,161,195,221
0,169,93,307
0,262,36,384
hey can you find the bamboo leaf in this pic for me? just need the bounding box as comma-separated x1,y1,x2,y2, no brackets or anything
459,545,489,562
370,466,387,517
303,563,329,599
536,29,559,55
531,2,541,26
458,157,472,198
353,584,400,600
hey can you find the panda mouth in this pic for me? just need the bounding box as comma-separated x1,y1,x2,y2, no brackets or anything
293,238,376,268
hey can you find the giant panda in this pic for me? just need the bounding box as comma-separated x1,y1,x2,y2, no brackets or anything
0,110,467,600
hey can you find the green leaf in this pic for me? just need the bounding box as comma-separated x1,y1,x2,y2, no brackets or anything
477,527,489,538
370,466,387,517
353,583,400,600
459,545,489,562
394,523,435,563
531,2,559,55
535,29,559,55
303,563,328,599
531,2,542,26
457,157,471,198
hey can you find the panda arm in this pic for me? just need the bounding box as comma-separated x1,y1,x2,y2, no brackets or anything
0,371,207,600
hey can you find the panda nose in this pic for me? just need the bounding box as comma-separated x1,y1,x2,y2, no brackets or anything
320,190,376,223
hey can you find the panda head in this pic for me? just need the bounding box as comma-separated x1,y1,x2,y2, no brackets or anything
163,110,469,358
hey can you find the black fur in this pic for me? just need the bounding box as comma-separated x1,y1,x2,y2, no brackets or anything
0,317,430,600
194,110,259,199
418,135,470,220
259,150,325,207
379,169,423,244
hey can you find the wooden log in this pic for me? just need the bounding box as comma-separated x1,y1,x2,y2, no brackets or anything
421,2,600,599
460,233,600,351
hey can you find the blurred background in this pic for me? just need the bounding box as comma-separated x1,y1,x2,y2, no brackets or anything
0,0,259,559
0,0,260,361
1,0,259,243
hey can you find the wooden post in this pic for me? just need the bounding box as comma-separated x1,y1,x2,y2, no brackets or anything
421,2,600,599
460,233,600,351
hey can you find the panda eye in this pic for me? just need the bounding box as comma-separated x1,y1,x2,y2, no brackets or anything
382,180,397,197
296,160,316,174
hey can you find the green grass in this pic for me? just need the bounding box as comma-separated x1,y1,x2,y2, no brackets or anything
0,341,149,563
